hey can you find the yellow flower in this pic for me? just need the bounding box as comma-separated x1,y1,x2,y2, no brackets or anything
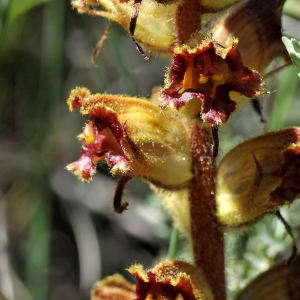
71,0,251,55
66,87,193,189
71,0,180,53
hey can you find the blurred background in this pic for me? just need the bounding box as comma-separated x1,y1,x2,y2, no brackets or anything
0,0,299,299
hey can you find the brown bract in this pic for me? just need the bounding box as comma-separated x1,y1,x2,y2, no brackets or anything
235,254,300,300
216,127,300,227
210,0,289,72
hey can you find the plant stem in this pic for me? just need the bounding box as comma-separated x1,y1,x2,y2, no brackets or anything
189,122,226,300
176,0,202,43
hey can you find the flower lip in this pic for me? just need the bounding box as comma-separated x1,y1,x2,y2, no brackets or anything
66,118,129,182
128,260,214,300
91,260,215,300
160,38,262,125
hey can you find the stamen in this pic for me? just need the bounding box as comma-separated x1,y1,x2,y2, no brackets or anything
113,176,132,213
212,125,219,157
198,75,209,84
83,121,96,143
92,22,117,65
128,0,149,60
275,210,298,265
263,62,291,79
211,73,223,81
251,98,266,123
130,36,150,60
129,0,142,36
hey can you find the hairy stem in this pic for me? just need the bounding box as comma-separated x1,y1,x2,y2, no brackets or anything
189,122,225,300
176,0,202,43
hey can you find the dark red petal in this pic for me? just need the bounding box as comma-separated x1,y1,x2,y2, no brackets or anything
160,40,262,125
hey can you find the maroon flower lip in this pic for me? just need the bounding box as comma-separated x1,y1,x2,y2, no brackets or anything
128,261,214,300
160,39,262,125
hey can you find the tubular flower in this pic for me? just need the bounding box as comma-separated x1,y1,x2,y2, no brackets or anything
66,87,193,189
71,0,180,53
91,261,214,300
215,127,300,227
209,0,289,72
160,37,262,125
71,0,255,56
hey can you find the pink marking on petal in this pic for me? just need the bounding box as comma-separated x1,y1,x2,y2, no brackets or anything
66,155,96,181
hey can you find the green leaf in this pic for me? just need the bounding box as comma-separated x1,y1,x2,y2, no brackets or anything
283,0,300,20
167,227,180,260
268,66,299,130
282,36,300,77
6,0,52,25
